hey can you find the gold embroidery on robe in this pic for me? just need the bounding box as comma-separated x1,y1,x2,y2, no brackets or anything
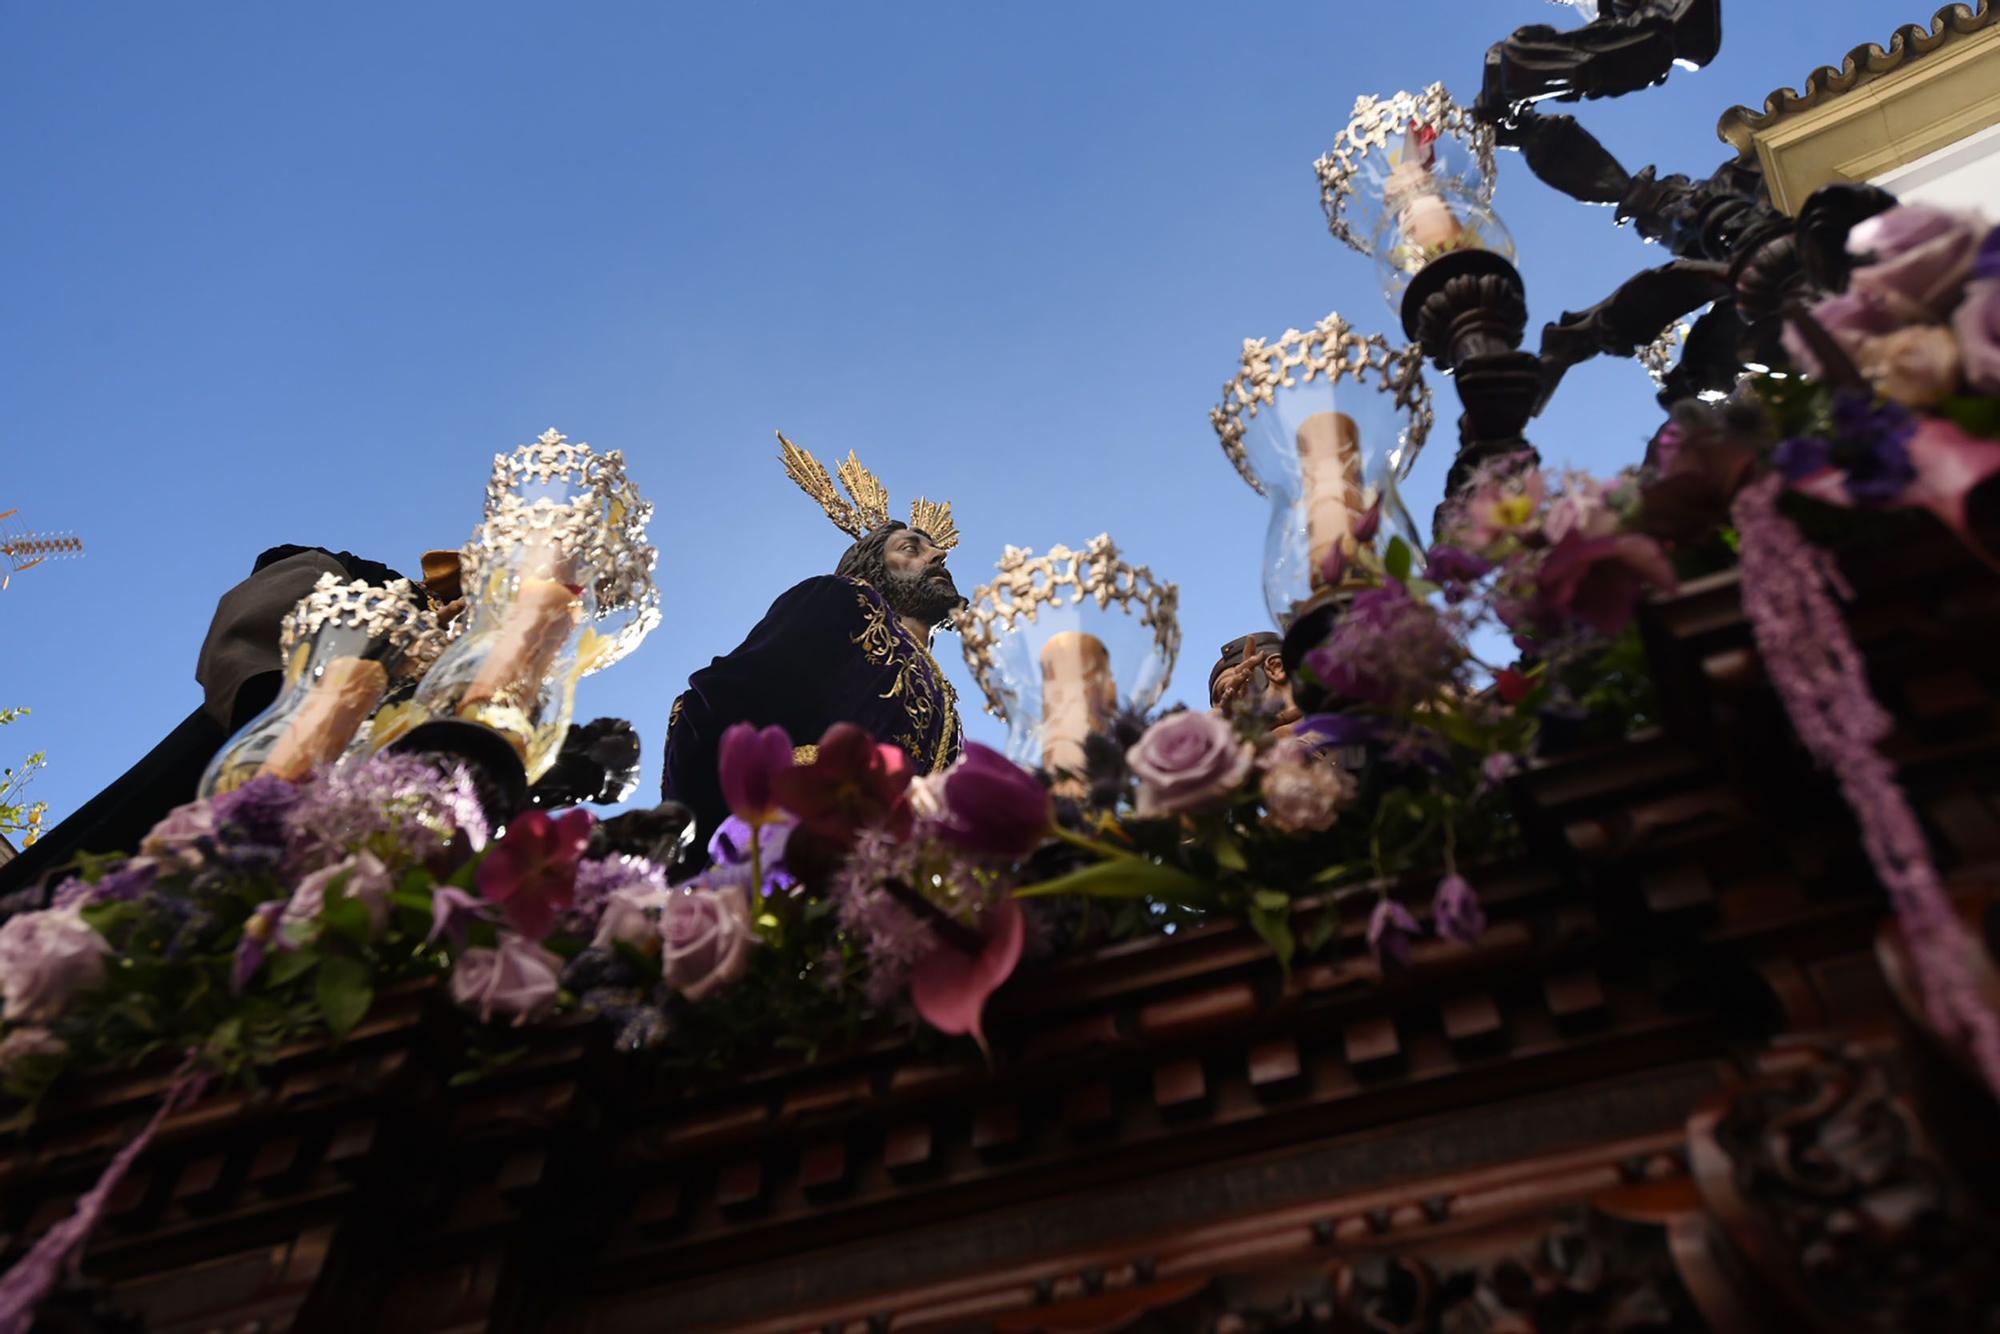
844,578,961,774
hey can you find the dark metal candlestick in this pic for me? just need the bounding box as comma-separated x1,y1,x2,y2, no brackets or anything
1400,248,1542,503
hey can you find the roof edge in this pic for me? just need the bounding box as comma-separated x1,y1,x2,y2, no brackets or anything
1716,1,1997,156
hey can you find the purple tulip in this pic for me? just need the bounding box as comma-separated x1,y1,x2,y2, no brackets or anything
1367,898,1420,969
427,887,487,950
231,900,286,995
718,722,795,823
1431,874,1487,944
934,744,1052,860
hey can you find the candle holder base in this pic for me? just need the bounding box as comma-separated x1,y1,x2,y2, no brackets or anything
389,719,530,829
1280,585,1365,712
1400,248,1527,368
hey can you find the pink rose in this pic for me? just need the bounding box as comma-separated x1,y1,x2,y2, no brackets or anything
1848,203,1985,322
661,886,756,1001
592,883,671,951
1128,711,1254,817
1259,754,1356,835
1855,325,1962,408
0,907,111,1023
450,933,563,1025
1953,278,2000,393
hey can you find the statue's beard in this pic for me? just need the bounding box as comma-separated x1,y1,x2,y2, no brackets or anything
882,566,964,630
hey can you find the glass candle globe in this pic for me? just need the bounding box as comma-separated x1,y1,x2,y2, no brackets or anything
200,576,445,797
959,535,1180,779
1314,84,1515,312
1211,313,1434,629
404,502,602,781
483,429,662,676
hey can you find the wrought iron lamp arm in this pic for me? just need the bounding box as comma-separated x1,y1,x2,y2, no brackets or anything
1474,0,1722,124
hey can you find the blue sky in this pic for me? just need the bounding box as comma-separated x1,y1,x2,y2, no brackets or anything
0,0,1930,828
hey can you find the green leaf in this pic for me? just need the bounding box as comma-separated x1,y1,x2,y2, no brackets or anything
1384,536,1413,585
390,888,436,916
1252,888,1290,913
315,955,375,1041
266,947,320,987
1303,903,1340,954
1940,393,2000,440
1246,901,1295,977
321,876,374,949
1014,856,1211,904
1211,834,1249,873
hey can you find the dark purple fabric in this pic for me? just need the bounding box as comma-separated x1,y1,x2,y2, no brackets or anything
663,576,960,848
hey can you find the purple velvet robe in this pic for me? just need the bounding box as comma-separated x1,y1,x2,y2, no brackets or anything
662,575,962,843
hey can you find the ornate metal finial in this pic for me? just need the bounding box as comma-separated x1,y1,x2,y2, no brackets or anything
1313,83,1497,257
1209,313,1434,495
958,534,1179,721
278,574,447,683
777,432,960,550
465,430,662,674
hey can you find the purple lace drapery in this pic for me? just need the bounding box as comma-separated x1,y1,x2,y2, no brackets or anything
0,1063,207,1334
1733,475,2000,1101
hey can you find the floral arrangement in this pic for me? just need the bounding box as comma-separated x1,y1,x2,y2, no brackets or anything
1635,199,2000,1099
5,195,1998,1334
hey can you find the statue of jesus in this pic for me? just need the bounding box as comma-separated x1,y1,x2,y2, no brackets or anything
661,436,964,846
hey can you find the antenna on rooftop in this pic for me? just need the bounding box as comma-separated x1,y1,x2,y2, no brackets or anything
0,510,86,591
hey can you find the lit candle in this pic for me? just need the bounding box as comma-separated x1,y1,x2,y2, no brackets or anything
260,656,390,782
460,574,581,739
1296,410,1367,590
1386,125,1464,257
1039,630,1117,784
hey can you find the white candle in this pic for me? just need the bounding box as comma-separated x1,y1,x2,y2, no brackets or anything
1296,411,1367,590
1039,630,1117,783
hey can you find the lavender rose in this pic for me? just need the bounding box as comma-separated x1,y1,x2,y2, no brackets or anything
592,882,671,951
450,934,563,1025
1782,289,1900,377
1953,278,2000,394
1127,711,1255,817
0,907,111,1022
661,885,756,1001
1856,325,1961,408
140,799,218,870
282,851,393,941
1847,203,1985,322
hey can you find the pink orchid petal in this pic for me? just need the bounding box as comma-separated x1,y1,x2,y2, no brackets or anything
1788,468,1857,509
908,898,1024,1055
1901,419,2000,568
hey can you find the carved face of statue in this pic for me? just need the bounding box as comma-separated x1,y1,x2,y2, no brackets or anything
1210,635,1299,730
880,527,963,630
